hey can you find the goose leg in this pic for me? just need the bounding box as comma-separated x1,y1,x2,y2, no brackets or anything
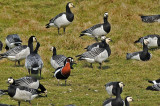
40,69,41,79
15,61,17,66
63,28,66,34
28,69,31,75
18,60,20,66
90,63,93,68
58,79,59,86
18,101,21,106
65,80,67,86
58,28,60,35
99,63,102,69
29,101,32,106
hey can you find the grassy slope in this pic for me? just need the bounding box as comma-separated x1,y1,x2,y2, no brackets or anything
0,0,160,105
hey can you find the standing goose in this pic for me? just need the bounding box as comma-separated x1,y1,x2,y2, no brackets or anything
134,34,160,49
0,36,36,66
140,14,160,23
3,85,40,106
146,78,160,91
5,34,22,50
0,41,3,52
80,12,111,41
126,39,152,61
76,38,111,69
122,96,133,106
46,2,75,34
7,77,47,95
50,46,76,69
25,42,43,78
103,82,124,106
85,37,111,51
54,57,72,86
105,82,124,98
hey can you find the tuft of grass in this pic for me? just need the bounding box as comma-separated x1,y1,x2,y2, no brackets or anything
0,0,160,106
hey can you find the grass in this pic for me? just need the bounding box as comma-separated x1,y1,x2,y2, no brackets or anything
0,0,160,105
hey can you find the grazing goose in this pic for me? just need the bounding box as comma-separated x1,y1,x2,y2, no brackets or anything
0,40,3,52
46,2,75,34
126,39,152,61
3,85,40,106
76,38,111,69
134,34,160,49
5,34,22,50
0,104,14,106
105,82,124,98
50,46,75,69
0,36,36,66
140,14,160,23
146,78,160,91
7,77,47,95
103,82,124,106
85,37,111,51
54,57,72,86
122,96,133,106
80,12,111,41
25,42,43,78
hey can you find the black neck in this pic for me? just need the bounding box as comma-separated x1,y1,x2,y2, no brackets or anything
39,84,46,93
125,98,129,106
28,38,34,53
116,85,121,99
53,48,57,56
143,42,148,53
33,42,40,53
66,5,72,13
104,16,108,23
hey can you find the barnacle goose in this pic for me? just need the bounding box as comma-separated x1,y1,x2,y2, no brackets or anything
7,77,47,95
0,36,36,66
0,104,14,106
103,82,124,106
54,57,72,86
122,96,133,106
85,37,112,51
46,2,75,34
146,78,160,91
80,12,111,41
25,42,43,78
0,40,3,52
140,14,160,23
5,34,22,50
2,85,40,106
126,39,152,61
134,34,160,49
50,46,76,69
76,38,111,69
105,82,124,98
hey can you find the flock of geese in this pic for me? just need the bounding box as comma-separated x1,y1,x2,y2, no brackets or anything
0,2,160,106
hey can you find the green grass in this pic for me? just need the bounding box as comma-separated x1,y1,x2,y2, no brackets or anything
0,0,160,106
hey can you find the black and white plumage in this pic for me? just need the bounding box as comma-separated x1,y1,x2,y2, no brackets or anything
0,104,14,106
5,34,22,50
5,85,40,106
134,34,160,49
76,38,111,69
103,82,125,106
80,12,111,41
0,36,36,66
126,39,152,61
46,2,75,34
50,46,75,69
146,79,160,91
7,77,47,95
105,82,124,98
122,96,133,106
0,41,3,51
85,37,111,51
25,42,43,78
140,15,160,23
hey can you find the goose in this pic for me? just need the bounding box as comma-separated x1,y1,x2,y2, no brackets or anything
122,96,133,106
126,39,152,61
0,104,14,106
46,2,75,34
2,85,40,106
54,57,72,86
80,12,111,41
85,37,112,51
7,77,47,95
5,34,22,50
140,14,160,23
76,38,111,69
146,78,160,91
50,46,76,69
0,36,37,66
103,82,124,106
25,42,43,78
0,40,3,52
134,34,160,49
105,82,124,98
